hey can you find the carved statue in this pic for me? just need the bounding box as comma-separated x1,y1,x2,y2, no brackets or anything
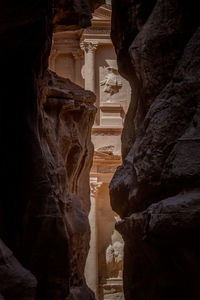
106,230,124,279
100,67,122,96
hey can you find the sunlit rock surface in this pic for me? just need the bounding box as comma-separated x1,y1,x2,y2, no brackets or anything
110,1,200,299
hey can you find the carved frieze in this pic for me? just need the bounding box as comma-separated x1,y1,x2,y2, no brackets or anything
84,28,111,35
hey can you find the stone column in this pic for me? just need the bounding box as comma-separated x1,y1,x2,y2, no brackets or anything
72,50,84,87
80,41,99,92
85,177,102,298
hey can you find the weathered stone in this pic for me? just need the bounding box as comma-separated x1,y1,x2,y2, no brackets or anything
26,70,96,299
110,1,200,299
0,1,102,299
0,240,37,299
67,285,97,300
117,190,200,300
54,0,105,30
106,230,124,279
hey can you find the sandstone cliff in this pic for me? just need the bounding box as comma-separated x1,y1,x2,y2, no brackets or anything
110,1,200,299
0,1,104,299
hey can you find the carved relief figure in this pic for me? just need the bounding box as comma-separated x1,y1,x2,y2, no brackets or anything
106,230,124,279
100,67,122,96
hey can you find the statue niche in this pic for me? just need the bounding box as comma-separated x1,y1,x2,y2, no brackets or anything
100,66,122,96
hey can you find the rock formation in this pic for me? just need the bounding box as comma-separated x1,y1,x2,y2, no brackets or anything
0,239,37,300
0,1,104,299
110,1,200,299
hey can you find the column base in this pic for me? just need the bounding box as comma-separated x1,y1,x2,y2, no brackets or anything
100,278,124,300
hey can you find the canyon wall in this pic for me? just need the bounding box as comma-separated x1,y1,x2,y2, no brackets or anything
110,1,200,299
0,1,104,299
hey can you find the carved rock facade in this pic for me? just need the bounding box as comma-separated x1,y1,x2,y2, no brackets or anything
110,1,200,299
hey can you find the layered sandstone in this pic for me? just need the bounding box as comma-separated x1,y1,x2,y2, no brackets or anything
110,1,200,299
0,1,103,299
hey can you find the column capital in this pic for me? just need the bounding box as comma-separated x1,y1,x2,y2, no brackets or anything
80,41,99,53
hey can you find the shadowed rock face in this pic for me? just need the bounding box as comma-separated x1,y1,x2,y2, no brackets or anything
0,240,37,300
0,1,103,299
110,1,200,299
54,0,105,30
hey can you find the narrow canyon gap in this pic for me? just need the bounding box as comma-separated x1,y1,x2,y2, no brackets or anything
49,4,130,299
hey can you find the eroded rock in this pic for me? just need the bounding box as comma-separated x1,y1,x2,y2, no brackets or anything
0,240,37,300
110,1,200,299
0,1,102,299
117,190,200,300
20,70,96,299
54,0,105,30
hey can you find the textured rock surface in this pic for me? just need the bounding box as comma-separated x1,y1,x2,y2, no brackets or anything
110,1,200,299
54,0,105,30
0,1,103,299
117,190,200,300
37,70,96,299
0,240,37,300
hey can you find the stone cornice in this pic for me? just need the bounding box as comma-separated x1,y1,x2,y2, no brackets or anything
84,27,110,35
